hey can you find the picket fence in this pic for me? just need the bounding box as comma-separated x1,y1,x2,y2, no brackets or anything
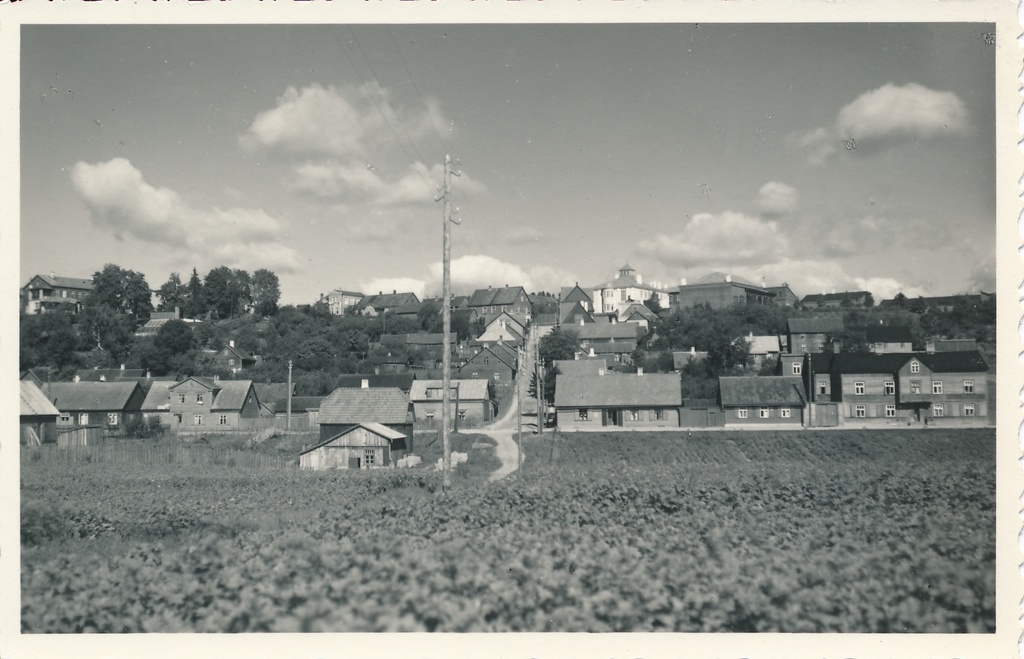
22,444,297,470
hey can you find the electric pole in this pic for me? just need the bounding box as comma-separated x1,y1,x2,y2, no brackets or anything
517,344,523,476
437,154,460,490
286,359,293,431
536,328,543,435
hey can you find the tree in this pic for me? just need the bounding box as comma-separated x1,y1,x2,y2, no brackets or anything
20,312,80,371
417,299,442,333
157,272,186,312
643,293,663,315
147,319,199,375
863,292,875,308
203,267,236,319
77,304,136,365
87,264,153,321
251,269,281,317
538,327,579,367
183,268,205,319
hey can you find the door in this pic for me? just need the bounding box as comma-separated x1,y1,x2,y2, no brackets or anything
606,409,619,426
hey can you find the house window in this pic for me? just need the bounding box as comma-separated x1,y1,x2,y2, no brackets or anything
107,413,119,427
228,358,235,366
219,414,228,425
458,410,467,420
494,373,501,381
759,408,770,419
482,357,489,365
791,362,802,375
933,404,944,417
577,409,589,421
854,405,866,418
964,404,975,417
885,404,896,418
932,381,943,395
620,290,627,301
179,393,186,404
910,361,920,373
364,449,376,467
194,413,203,426
910,380,921,394
884,381,895,395
629,409,640,421
79,412,89,425
780,408,792,419
653,409,665,421
800,343,807,352
737,409,748,419
425,411,435,420
196,393,204,405
818,381,827,395
59,413,71,423
963,380,975,394
173,413,183,424
854,381,865,395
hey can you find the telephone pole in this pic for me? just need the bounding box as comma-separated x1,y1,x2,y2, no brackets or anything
535,328,543,435
437,154,460,490
517,344,523,476
286,359,293,431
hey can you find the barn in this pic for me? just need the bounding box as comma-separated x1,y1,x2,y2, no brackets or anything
299,422,407,470
21,380,60,445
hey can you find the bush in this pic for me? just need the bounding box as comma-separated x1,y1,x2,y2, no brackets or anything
123,415,164,439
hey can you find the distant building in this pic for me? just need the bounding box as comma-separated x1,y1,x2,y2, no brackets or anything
592,263,670,316
22,273,93,315
865,325,914,354
467,285,533,320
801,291,872,308
326,289,365,315
409,379,495,426
318,387,414,444
300,422,407,470
719,376,806,427
554,370,681,430
787,317,844,354
21,381,60,445
166,377,261,431
670,272,774,311
355,291,421,317
765,284,799,307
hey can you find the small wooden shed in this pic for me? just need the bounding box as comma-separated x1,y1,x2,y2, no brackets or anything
299,422,407,471
21,380,60,445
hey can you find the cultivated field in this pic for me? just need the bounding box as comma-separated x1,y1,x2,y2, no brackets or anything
21,428,994,632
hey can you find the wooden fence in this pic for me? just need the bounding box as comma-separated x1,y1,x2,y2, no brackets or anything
56,425,104,447
21,444,297,469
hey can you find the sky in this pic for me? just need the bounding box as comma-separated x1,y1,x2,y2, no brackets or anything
20,23,996,306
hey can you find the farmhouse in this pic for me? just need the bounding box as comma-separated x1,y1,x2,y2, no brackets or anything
210,341,258,373
43,381,146,433
300,422,407,470
318,387,414,443
719,376,806,427
409,379,495,426
554,370,681,430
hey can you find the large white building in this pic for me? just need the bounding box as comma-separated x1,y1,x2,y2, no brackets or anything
591,263,670,316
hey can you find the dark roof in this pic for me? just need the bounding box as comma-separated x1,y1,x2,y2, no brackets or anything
864,325,914,343
673,350,708,370
555,372,681,408
25,274,93,290
788,317,844,334
75,368,146,382
461,345,516,372
319,387,412,425
830,351,987,375
211,380,256,411
552,359,607,376
392,302,424,316
410,379,490,401
801,291,870,304
587,341,638,354
577,323,643,341
169,376,217,391
43,381,142,411
335,374,417,390
269,396,325,413
358,292,420,310
719,376,806,407
916,351,988,373
253,383,293,404
560,284,593,305
301,422,407,455
468,286,529,308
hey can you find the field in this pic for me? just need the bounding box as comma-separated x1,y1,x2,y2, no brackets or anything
21,428,994,633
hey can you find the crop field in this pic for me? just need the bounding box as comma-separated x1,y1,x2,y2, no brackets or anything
21,428,994,633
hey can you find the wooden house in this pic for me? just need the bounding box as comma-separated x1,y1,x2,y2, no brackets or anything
22,273,93,315
21,380,60,445
719,376,806,427
467,285,533,320
554,370,681,430
166,377,261,431
458,344,517,387
410,379,495,427
865,325,914,354
318,387,414,444
300,422,407,470
559,283,594,312
787,316,844,354
42,381,146,433
211,341,258,373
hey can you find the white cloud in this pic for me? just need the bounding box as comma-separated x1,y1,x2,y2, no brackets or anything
852,276,927,301
503,225,542,245
292,160,487,206
967,260,995,293
837,83,970,143
419,254,576,297
754,259,927,301
71,158,301,272
637,212,789,267
756,182,799,216
791,83,969,164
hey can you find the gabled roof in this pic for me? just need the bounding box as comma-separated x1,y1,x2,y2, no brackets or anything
829,351,988,375
169,376,217,391
745,335,781,355
554,372,681,408
410,379,490,401
392,302,424,316
559,301,594,325
802,291,870,304
864,325,914,344
482,311,527,333
335,374,417,390
75,368,147,382
913,351,988,373
576,323,643,341
620,303,657,322
211,380,256,411
25,274,93,290
217,345,256,362
329,289,364,298
253,383,293,405
462,345,516,371
467,286,530,308
140,381,172,412
268,395,325,414
788,317,844,334
21,381,60,417
43,381,142,411
319,387,411,425
301,422,407,455
358,292,421,310
719,376,806,407
560,284,593,305
552,358,607,376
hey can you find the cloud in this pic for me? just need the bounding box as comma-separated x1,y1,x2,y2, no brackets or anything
756,182,799,216
71,158,300,272
502,225,542,245
966,260,995,293
755,260,927,301
292,160,487,206
852,276,927,301
637,212,789,268
790,83,969,164
419,254,577,297
837,83,970,143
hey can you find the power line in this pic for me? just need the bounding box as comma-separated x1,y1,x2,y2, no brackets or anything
386,25,449,154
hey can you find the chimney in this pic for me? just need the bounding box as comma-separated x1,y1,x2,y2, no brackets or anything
393,289,397,294
637,367,644,376
589,348,596,357
73,374,80,383
50,271,55,278
690,347,696,355
579,318,584,326
229,339,235,348
832,341,841,354
120,364,125,371
361,378,369,389
174,306,180,319
374,366,381,375
636,274,643,285
726,274,732,283
680,277,687,286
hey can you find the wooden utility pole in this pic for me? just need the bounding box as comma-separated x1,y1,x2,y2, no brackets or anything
517,344,523,476
535,327,543,435
438,154,460,490
286,359,293,431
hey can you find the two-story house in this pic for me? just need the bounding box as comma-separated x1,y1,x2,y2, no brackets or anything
592,263,671,316
166,377,261,431
787,317,844,354
467,285,533,320
22,273,93,315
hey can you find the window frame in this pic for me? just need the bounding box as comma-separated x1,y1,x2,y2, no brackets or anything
963,379,975,394
219,414,228,425
577,409,589,421
910,361,920,374
885,404,896,418
933,404,944,417
884,381,895,395
737,408,749,419
791,362,802,375
854,404,866,418
854,381,865,395
964,403,975,417
780,408,792,419
194,413,203,426
932,381,943,395
107,412,119,427
759,408,771,419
